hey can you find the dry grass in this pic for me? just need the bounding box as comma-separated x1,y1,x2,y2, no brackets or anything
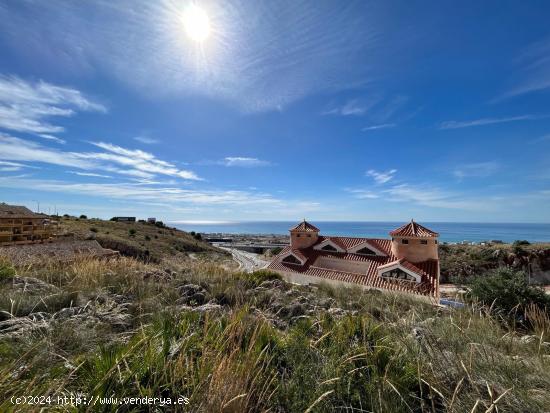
0,255,549,412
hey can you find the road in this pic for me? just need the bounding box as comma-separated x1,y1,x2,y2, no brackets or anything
220,247,270,273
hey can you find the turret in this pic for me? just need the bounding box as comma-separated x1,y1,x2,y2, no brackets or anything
289,220,319,249
390,220,439,263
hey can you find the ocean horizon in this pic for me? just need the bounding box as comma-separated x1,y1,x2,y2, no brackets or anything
169,221,550,243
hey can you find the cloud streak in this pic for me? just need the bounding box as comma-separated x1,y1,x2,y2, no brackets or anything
362,123,395,131
453,161,499,180
366,169,397,184
495,37,550,101
0,74,106,134
0,134,201,181
222,157,271,167
439,115,543,129
0,1,385,112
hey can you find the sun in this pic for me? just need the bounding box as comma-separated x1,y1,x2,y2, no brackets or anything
182,4,211,42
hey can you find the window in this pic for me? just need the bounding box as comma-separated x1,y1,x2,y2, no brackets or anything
307,234,311,237
420,240,428,245
356,247,376,255
381,268,416,282
282,255,301,264
321,244,337,252
296,234,301,237
402,239,409,244
435,240,438,244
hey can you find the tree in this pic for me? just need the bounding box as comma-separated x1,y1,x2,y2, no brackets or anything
79,214,87,219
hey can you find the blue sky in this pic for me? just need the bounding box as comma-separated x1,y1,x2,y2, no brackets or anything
0,0,549,222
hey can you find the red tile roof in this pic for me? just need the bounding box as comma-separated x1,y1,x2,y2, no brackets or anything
289,220,320,232
267,234,439,297
389,220,439,237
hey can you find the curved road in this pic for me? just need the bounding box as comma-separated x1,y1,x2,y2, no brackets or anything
220,247,270,272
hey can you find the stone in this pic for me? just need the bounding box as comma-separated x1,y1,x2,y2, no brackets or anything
9,276,59,295
53,307,85,320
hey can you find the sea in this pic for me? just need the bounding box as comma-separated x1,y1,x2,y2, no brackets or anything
169,221,550,243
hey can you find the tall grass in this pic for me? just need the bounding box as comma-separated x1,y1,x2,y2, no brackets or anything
0,256,549,412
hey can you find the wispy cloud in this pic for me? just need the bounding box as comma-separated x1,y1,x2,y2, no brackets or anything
0,175,282,207
346,189,379,199
0,74,106,134
133,135,159,145
67,171,112,178
83,141,201,180
222,157,271,167
370,95,408,123
366,169,397,184
531,134,550,144
453,161,499,180
494,37,550,101
382,184,487,210
323,99,377,117
0,134,201,181
439,114,543,129
38,134,66,144
0,160,30,172
362,123,395,131
0,1,386,112
0,134,96,169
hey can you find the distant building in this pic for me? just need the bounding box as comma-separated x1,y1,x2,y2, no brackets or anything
112,217,136,222
268,219,440,301
147,217,156,224
0,203,58,246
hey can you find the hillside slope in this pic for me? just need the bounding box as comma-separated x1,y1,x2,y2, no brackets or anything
440,242,550,284
58,216,223,262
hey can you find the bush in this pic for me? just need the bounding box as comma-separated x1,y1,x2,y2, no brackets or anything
468,268,549,323
0,259,16,280
144,235,151,241
79,215,87,219
89,227,98,233
513,240,530,246
244,270,282,287
128,228,137,236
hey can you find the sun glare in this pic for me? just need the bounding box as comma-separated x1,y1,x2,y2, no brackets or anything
183,5,211,42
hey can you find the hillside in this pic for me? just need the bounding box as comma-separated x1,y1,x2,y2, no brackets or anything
1,246,549,411
57,215,226,263
440,242,550,284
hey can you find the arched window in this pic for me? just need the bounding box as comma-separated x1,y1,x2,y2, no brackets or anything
282,254,301,264
321,244,337,252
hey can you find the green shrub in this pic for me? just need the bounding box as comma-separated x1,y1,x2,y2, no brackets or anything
89,227,98,233
244,270,282,287
128,228,136,236
144,235,151,241
0,259,16,280
468,268,549,323
79,214,87,219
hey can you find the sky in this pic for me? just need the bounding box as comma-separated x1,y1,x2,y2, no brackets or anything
0,0,549,223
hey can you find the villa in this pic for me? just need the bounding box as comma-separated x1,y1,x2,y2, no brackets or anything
268,220,440,301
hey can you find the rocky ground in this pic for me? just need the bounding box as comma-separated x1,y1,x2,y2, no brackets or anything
0,269,368,343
